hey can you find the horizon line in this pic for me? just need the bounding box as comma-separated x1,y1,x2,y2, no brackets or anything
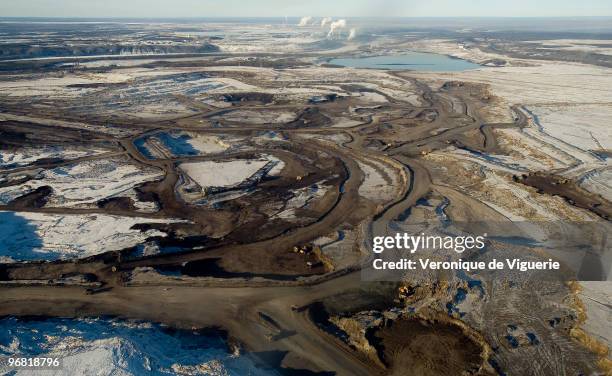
2,15,612,19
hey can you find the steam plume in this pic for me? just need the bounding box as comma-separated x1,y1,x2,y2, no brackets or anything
298,16,313,26
327,19,347,38
348,28,357,40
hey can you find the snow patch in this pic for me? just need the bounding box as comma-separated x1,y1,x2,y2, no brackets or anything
180,159,269,188
0,211,184,260
0,317,272,376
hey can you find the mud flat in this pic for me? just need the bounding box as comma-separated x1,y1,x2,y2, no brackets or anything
369,317,487,376
516,172,612,220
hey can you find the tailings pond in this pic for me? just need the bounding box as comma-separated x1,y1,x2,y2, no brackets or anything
329,52,481,71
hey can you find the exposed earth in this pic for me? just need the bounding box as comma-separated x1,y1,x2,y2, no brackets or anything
0,17,611,375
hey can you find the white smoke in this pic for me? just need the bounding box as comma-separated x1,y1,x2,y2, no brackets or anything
327,19,347,38
320,17,332,28
298,16,313,27
348,28,357,40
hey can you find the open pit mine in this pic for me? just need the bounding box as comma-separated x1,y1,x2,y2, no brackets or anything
0,17,610,376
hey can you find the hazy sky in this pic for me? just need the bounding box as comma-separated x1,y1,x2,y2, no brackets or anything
2,0,611,18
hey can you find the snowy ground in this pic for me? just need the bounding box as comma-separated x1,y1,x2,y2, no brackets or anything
578,282,612,349
358,159,403,204
297,132,351,147
0,74,127,98
0,146,109,171
524,104,612,152
177,155,284,206
272,183,330,220
0,157,163,209
580,168,612,202
185,134,231,155
526,39,612,56
354,91,388,103
489,106,612,204
392,38,506,65
2,58,425,122
0,113,136,137
409,51,612,203
411,59,612,122
494,128,576,171
424,151,595,223
0,211,183,261
179,158,280,189
200,65,422,105
0,69,212,99
0,69,248,120
211,110,297,124
135,132,255,160
0,317,272,376
330,117,364,128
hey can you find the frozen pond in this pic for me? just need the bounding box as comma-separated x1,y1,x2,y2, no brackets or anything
135,132,234,159
329,52,481,71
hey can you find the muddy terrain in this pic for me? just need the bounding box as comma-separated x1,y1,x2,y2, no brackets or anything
0,19,610,376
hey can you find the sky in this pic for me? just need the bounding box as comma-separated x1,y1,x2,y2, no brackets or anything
1,0,611,18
